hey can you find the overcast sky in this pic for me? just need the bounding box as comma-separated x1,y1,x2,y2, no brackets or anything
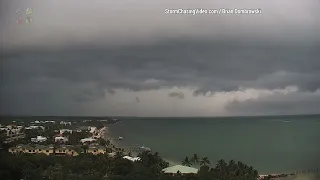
1,0,319,116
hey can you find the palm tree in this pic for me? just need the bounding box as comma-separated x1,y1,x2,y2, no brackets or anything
115,151,123,159
200,157,211,166
216,159,228,178
191,153,200,166
182,156,192,167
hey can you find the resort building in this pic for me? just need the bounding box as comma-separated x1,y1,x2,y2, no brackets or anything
54,136,68,143
55,145,78,156
9,144,33,154
32,120,56,124
123,156,141,162
35,145,55,155
162,165,198,174
76,126,90,132
87,145,106,155
89,126,98,134
80,137,97,144
60,121,72,125
0,125,26,143
9,144,54,155
59,129,73,134
45,121,55,124
0,125,23,136
25,125,45,130
31,136,47,143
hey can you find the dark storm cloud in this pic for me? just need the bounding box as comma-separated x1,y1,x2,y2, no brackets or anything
1,0,320,116
225,91,320,116
3,39,320,96
168,92,185,99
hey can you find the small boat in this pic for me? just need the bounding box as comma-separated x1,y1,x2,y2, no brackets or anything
139,145,151,152
281,120,291,123
118,136,124,140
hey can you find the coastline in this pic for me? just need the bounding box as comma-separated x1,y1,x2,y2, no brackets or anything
103,126,139,156
102,125,320,179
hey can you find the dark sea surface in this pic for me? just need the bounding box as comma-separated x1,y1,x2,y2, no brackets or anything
2,115,319,174
106,115,320,174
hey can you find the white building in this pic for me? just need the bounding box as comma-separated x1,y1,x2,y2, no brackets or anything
123,156,141,162
45,121,55,124
80,137,97,143
54,136,68,143
60,121,72,125
31,136,47,143
162,165,198,174
59,129,73,134
25,126,45,130
0,125,24,136
89,126,98,134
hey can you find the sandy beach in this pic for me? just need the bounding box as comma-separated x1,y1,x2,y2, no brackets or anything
270,173,320,180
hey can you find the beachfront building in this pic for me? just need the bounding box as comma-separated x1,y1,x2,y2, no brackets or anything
31,136,47,143
162,165,198,174
59,129,73,134
123,156,141,162
12,145,36,154
0,125,23,136
0,125,26,143
80,137,97,144
31,120,55,124
54,136,68,143
89,126,98,134
76,126,90,132
9,144,33,154
8,144,82,156
45,120,55,124
9,144,54,155
55,145,78,156
25,125,45,130
36,145,54,155
87,145,106,155
60,121,72,125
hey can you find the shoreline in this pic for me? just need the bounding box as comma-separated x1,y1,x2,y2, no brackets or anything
102,126,139,156
102,126,319,178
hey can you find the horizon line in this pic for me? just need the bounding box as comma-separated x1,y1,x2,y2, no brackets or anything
1,114,320,118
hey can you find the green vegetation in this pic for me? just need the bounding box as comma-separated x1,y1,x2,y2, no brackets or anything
0,119,262,180
0,150,260,180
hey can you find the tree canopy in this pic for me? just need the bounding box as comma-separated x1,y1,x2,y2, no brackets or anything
0,150,261,180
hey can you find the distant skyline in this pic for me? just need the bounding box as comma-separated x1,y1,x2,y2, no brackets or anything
1,0,319,116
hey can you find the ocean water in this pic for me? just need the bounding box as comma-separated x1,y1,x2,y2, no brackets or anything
107,116,320,174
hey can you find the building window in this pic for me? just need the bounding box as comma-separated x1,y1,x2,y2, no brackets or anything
46,150,49,152
39,149,41,151
29,150,31,152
